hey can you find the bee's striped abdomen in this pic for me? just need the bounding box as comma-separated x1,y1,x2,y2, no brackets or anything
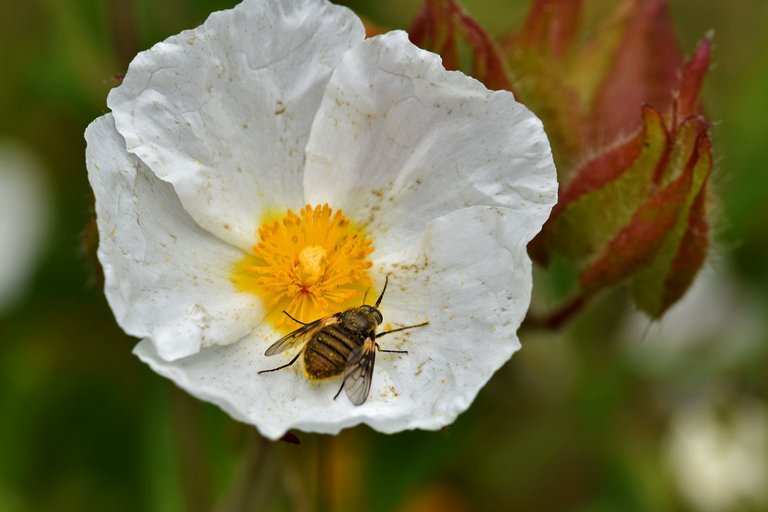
303,325,365,380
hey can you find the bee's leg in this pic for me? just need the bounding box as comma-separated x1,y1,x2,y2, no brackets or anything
258,351,302,374
282,310,309,326
376,321,429,353
376,345,408,354
376,321,429,340
333,377,348,400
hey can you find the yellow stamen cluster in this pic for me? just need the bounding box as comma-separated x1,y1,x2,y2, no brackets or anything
233,204,373,328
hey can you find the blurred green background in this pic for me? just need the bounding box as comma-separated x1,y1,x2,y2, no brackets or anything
1,1,767,511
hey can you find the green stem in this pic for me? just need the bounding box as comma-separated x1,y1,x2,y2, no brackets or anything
282,450,311,512
171,387,214,512
216,428,278,512
523,293,589,330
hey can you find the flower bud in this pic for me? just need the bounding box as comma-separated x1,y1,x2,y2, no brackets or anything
410,0,715,320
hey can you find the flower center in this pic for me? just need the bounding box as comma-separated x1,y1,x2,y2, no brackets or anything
232,204,373,329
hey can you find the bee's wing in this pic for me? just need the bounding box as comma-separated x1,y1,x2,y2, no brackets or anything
264,314,338,356
342,338,376,406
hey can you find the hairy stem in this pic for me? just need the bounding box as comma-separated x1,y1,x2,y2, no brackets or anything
523,294,589,330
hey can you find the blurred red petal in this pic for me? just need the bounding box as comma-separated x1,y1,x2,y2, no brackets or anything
410,0,511,90
410,0,459,69
510,0,582,57
590,0,683,146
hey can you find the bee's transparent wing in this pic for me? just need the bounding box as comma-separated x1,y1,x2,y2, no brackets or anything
340,339,376,406
264,314,338,356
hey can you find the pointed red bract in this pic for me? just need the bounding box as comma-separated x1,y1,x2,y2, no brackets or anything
677,38,712,119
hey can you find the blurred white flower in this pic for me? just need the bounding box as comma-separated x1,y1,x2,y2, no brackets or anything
0,144,48,312
666,397,768,511
86,0,556,439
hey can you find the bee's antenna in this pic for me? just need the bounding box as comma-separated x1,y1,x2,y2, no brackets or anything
362,287,370,305
374,276,389,308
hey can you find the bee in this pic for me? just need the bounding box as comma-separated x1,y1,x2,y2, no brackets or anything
258,276,428,405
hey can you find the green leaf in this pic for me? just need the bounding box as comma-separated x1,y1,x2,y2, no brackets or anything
531,107,669,264
659,183,709,312
579,131,709,293
630,134,712,317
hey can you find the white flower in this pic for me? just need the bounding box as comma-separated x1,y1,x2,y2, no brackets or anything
0,144,48,312
86,0,556,439
666,397,768,511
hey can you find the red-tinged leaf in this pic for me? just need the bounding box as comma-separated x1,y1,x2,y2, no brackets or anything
410,0,512,91
660,182,709,311
507,0,582,58
499,65,583,176
557,109,648,211
580,151,695,292
655,115,709,185
677,37,712,119
589,0,684,147
530,106,669,264
501,0,585,173
631,133,712,316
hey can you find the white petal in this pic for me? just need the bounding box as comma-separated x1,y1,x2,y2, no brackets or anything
304,31,556,259
86,115,262,361
133,206,532,438
0,145,49,311
108,0,364,249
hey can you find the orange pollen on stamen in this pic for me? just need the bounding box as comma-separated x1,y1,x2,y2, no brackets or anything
231,204,374,329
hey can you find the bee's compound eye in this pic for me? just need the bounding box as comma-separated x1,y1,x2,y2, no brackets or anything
374,309,383,325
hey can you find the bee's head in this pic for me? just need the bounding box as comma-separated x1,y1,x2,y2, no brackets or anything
349,276,387,331
360,305,383,325
342,305,383,333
